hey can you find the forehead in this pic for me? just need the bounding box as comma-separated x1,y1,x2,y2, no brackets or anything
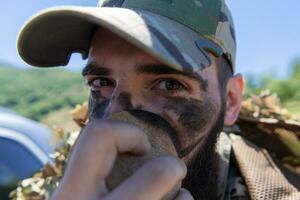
88,28,160,67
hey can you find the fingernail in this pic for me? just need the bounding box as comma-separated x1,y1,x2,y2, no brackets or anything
144,137,151,153
164,156,187,178
178,159,187,177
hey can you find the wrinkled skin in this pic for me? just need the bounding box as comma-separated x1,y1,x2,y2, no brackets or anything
53,28,243,200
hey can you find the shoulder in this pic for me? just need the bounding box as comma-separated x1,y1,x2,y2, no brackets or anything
228,134,300,199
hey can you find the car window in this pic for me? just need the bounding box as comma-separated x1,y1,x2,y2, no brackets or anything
0,137,44,199
0,137,43,186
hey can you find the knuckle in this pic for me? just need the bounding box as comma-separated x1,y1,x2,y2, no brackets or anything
181,188,193,195
84,120,114,139
148,156,185,180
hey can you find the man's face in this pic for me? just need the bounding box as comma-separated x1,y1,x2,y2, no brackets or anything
83,29,225,165
83,28,228,198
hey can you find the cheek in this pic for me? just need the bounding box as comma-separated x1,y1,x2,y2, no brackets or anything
138,92,168,113
138,93,219,136
117,92,134,109
162,97,219,145
179,100,217,135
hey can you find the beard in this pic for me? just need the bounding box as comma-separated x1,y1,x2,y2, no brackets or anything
182,103,226,200
88,90,227,199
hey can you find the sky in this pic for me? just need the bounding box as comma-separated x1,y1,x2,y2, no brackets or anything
0,0,299,78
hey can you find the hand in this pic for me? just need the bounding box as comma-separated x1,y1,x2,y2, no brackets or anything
51,119,193,200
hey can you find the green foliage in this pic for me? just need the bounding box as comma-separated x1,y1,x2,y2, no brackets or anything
0,66,88,120
245,58,300,115
1,58,300,120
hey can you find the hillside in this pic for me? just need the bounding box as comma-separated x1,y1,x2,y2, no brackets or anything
0,66,88,120
245,59,300,116
0,61,299,122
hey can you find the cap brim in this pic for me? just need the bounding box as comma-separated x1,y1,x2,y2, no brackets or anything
17,6,211,72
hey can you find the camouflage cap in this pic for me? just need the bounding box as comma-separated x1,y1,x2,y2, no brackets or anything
17,0,236,72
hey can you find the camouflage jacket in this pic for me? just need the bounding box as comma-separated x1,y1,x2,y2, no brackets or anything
217,132,300,200
10,131,299,200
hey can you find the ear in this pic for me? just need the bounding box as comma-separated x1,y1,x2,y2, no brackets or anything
224,74,244,125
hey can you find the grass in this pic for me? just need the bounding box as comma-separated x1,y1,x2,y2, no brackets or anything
283,101,300,116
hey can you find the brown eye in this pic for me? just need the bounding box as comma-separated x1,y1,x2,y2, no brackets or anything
156,79,184,91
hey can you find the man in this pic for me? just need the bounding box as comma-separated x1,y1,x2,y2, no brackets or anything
17,0,299,199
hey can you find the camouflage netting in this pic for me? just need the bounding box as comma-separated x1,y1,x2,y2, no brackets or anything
228,91,300,176
9,92,300,199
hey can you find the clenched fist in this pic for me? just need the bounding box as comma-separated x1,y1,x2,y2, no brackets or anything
51,111,193,200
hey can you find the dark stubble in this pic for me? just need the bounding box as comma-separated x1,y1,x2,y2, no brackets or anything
161,95,225,200
182,107,225,200
88,90,226,200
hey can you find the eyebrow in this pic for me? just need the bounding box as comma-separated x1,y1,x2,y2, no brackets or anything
81,63,111,76
136,64,208,91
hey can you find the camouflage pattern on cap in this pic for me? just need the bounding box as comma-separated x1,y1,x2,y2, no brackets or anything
99,0,236,71
17,0,236,72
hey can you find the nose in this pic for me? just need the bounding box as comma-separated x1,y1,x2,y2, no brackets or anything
104,91,135,118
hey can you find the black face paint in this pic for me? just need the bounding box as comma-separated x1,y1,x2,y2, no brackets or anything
199,79,208,92
162,94,225,199
88,91,182,154
183,102,226,200
117,92,134,109
127,109,181,155
163,96,217,136
136,105,144,110
88,91,110,120
88,87,224,199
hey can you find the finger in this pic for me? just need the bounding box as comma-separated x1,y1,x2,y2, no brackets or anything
87,119,151,155
58,120,151,197
174,188,194,200
105,156,187,200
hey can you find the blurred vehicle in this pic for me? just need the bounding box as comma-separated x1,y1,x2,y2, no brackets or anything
0,107,54,199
